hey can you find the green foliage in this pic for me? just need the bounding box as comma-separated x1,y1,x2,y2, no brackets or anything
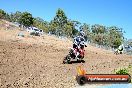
95,34,104,45
63,20,73,37
80,23,90,41
89,25,124,47
10,11,22,22
19,12,33,27
71,20,81,36
4,13,11,21
55,8,67,26
108,26,124,48
0,9,6,19
113,65,132,82
114,66,132,83
53,8,68,36
113,38,122,48
90,24,109,45
91,24,106,34
0,8,125,48
72,28,78,37
115,68,129,75
128,65,132,69
49,20,58,34
33,17,49,33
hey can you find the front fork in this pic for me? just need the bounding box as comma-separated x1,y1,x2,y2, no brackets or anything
70,48,84,60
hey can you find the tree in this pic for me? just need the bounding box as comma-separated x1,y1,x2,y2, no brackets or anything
90,24,107,44
10,11,22,22
91,24,106,34
80,23,91,41
33,17,49,32
53,8,68,36
49,20,58,34
70,20,81,37
0,9,6,19
3,13,11,21
63,20,74,37
0,9,126,48
63,20,81,37
108,26,124,48
72,20,81,29
19,12,33,27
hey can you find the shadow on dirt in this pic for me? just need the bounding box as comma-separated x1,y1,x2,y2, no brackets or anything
69,60,85,64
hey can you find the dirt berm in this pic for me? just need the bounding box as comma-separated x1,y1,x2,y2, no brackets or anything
0,29,132,88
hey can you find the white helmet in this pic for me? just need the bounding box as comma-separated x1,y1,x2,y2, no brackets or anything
80,30,85,37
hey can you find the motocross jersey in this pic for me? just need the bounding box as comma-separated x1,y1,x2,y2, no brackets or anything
118,45,124,51
73,36,86,47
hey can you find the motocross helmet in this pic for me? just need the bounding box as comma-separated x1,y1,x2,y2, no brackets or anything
79,30,85,37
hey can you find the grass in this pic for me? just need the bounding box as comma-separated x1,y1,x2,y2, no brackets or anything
114,65,132,83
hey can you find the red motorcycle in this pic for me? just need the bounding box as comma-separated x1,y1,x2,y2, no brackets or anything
63,44,86,64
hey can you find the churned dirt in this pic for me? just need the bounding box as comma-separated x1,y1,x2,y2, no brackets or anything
0,23,132,88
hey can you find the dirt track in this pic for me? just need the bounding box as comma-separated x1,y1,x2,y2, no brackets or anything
0,29,132,88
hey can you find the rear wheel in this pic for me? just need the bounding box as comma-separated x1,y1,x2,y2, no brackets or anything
120,51,123,54
81,60,85,63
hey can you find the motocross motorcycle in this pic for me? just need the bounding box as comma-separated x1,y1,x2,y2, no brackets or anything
63,43,86,64
114,49,123,55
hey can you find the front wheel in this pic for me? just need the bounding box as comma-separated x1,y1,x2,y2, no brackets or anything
76,75,87,85
114,49,118,55
63,54,71,64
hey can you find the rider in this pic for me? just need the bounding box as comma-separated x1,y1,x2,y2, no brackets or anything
73,30,87,58
118,44,124,51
